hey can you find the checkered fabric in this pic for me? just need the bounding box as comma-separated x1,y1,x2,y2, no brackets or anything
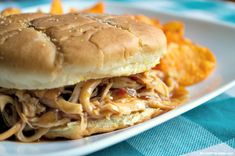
91,94,235,156
0,0,234,155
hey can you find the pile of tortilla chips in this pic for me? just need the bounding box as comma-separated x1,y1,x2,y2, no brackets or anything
133,17,216,86
0,0,216,88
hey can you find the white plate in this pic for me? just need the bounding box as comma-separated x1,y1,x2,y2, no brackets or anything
1,3,235,156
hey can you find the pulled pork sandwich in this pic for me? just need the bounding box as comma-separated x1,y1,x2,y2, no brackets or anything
0,13,184,142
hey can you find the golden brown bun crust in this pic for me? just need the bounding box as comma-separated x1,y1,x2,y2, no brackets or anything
0,13,166,89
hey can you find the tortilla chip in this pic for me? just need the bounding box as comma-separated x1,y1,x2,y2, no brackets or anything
50,0,63,15
163,21,184,43
1,8,21,16
156,42,216,86
82,2,104,14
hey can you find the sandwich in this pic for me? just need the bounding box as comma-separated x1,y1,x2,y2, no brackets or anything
0,13,178,142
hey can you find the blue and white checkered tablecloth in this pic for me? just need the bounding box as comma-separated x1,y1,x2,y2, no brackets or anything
0,0,235,155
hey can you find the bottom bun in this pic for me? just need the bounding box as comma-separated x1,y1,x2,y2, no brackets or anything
45,108,163,139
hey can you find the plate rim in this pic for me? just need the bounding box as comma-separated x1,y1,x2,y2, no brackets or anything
1,3,235,156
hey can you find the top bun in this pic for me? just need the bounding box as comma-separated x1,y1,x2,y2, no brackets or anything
0,13,166,89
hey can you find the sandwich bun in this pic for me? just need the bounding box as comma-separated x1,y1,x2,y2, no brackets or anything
0,13,166,89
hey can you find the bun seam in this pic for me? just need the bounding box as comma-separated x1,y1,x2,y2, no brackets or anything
82,15,143,59
28,23,64,70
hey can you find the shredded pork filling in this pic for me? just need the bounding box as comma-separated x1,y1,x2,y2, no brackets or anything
0,70,188,142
